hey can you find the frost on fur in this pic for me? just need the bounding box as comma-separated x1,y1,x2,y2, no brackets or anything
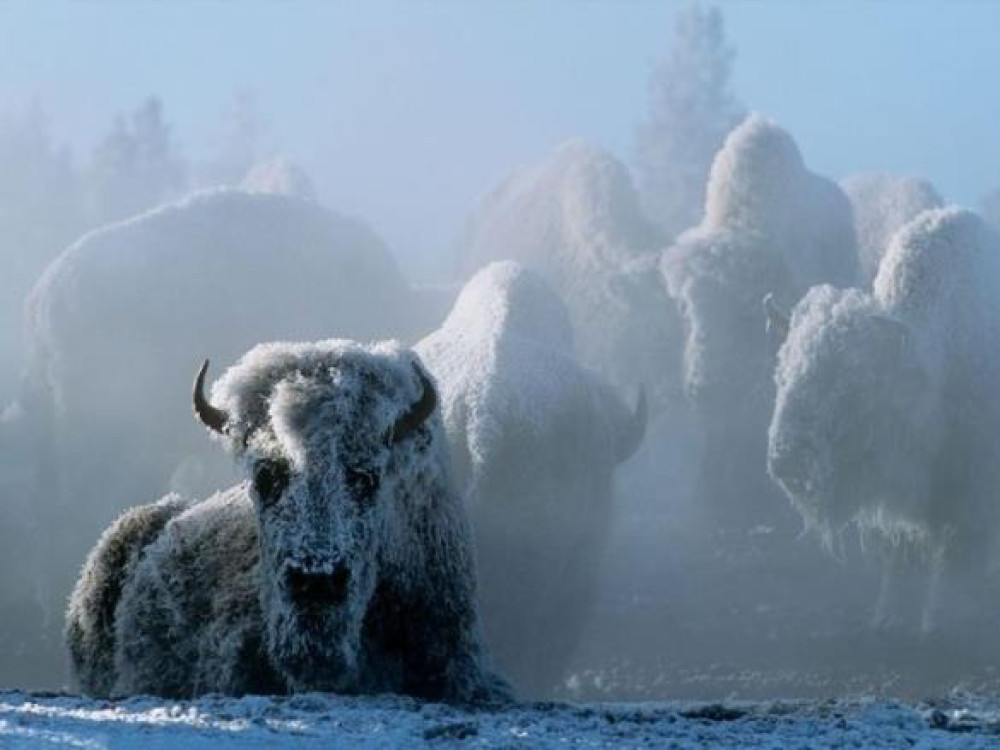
661,114,859,527
66,339,509,702
416,262,646,696
768,207,1000,631
841,173,943,286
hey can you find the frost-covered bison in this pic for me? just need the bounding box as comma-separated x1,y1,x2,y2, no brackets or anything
460,139,679,407
416,262,646,697
1,188,435,687
841,173,943,286
662,114,859,527
67,340,508,701
768,207,1000,632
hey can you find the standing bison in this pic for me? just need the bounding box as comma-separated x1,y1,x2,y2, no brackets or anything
416,262,646,697
840,173,943,286
768,208,1000,633
67,340,508,701
662,114,859,529
459,139,679,409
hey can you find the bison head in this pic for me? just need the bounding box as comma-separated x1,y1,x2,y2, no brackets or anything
194,341,439,691
767,286,939,542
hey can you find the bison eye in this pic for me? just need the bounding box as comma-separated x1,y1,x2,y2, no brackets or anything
253,459,290,507
344,466,380,503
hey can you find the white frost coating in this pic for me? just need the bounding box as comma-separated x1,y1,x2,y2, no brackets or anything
460,139,681,406
416,262,645,697
841,173,943,285
768,207,1000,630
3,188,425,687
699,114,858,292
661,115,858,525
67,339,508,702
240,157,316,201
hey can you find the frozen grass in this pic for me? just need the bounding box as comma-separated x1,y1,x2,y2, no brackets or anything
1,691,999,748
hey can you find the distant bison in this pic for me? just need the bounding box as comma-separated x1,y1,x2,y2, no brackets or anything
1,188,431,687
840,173,943,286
67,340,509,701
662,114,859,528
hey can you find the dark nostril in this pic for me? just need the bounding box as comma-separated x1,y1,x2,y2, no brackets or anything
285,564,351,606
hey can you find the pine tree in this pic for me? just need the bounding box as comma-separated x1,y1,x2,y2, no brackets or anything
87,97,186,225
197,91,261,188
0,104,84,393
634,4,745,239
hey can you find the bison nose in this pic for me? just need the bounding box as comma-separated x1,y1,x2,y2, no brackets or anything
285,564,351,606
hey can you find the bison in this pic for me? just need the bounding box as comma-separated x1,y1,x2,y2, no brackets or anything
66,340,509,701
416,262,646,696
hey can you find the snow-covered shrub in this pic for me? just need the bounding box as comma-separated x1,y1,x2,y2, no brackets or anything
768,207,1000,630
841,173,943,285
661,114,858,526
67,340,509,701
416,262,646,697
1,188,426,685
459,139,681,408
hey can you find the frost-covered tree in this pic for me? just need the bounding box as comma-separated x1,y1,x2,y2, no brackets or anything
633,3,745,238
196,91,262,188
86,97,186,225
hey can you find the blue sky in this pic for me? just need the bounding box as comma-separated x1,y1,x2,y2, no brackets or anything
0,1,998,277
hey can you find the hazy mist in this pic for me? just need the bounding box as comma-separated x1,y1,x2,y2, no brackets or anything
3,1,1000,701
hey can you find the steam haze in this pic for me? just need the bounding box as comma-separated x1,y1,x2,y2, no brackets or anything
4,0,1000,705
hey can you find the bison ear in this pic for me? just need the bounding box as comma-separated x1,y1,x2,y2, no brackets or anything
763,293,790,347
386,362,438,446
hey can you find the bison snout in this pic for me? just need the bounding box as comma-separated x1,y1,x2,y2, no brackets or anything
285,564,351,607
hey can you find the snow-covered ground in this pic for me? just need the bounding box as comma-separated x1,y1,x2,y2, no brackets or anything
2,691,999,749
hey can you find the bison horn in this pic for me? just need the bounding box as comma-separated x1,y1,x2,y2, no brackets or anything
193,359,229,435
616,386,648,463
388,363,438,446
